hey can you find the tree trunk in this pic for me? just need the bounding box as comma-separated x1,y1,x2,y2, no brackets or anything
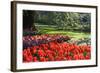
23,10,37,31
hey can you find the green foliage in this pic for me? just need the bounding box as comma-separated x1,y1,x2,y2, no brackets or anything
35,24,90,40
23,10,91,33
33,11,91,32
83,51,87,57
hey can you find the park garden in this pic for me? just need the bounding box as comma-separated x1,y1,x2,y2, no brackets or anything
23,10,91,62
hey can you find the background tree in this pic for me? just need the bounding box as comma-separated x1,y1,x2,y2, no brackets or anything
23,10,91,32
23,10,37,31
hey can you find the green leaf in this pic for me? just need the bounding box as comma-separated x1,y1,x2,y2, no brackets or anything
83,51,87,57
69,52,73,56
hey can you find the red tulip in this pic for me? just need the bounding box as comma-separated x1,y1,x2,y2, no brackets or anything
33,57,38,62
40,57,46,62
23,34,91,62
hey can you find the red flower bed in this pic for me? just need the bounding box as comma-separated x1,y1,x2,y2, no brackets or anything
23,34,70,49
23,34,91,62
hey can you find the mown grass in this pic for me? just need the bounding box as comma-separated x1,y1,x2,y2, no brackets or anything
35,24,90,40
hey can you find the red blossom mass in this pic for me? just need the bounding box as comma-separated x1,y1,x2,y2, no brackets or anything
23,34,91,62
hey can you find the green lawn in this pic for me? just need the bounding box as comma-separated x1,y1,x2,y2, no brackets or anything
35,24,90,40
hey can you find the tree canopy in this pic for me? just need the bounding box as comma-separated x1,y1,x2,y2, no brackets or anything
23,10,91,32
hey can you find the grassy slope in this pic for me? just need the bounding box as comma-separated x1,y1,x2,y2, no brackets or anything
35,24,90,40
